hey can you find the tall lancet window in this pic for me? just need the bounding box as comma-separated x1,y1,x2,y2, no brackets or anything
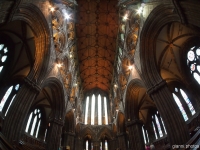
84,96,89,124
172,93,188,121
84,93,109,125
98,94,102,125
152,121,158,139
91,94,95,125
155,115,163,137
104,97,108,125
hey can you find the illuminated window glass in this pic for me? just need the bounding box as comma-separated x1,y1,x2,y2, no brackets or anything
0,86,13,111
84,96,89,124
172,93,188,121
91,94,95,125
0,44,8,73
98,94,102,125
152,121,158,139
155,115,163,137
25,108,41,138
0,84,20,114
105,140,108,150
86,140,88,150
187,47,200,84
104,97,108,125
161,117,167,134
142,126,147,144
180,89,196,115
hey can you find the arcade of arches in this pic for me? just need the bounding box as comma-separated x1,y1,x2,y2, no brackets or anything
0,0,200,150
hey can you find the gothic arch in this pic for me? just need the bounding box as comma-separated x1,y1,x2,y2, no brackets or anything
12,3,51,84
41,77,65,120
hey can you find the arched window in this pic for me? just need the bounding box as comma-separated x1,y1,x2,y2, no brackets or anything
180,89,195,115
84,93,108,125
105,140,108,150
155,115,163,137
0,84,20,115
187,46,200,84
142,126,147,144
172,87,196,121
0,44,8,73
172,93,188,121
152,120,158,139
86,140,88,150
25,108,41,138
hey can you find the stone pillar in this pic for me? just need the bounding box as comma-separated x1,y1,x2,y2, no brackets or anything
63,132,75,150
46,118,64,150
126,119,145,150
74,137,83,150
148,82,190,144
2,81,40,142
93,140,100,150
117,132,127,150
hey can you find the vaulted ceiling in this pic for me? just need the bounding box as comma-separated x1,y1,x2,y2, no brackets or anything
76,0,118,93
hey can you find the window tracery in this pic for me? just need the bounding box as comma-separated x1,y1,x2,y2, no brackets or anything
0,44,8,73
84,93,108,125
173,87,196,121
25,108,42,138
187,46,200,84
0,84,20,115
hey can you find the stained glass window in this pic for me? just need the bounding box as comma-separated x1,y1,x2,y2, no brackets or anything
91,94,95,125
0,44,8,73
0,84,20,115
84,96,89,124
84,94,108,125
98,94,102,125
25,108,42,138
142,126,147,144
172,93,188,121
155,115,163,137
0,86,13,111
86,140,88,150
161,117,167,134
104,97,108,125
180,89,196,115
105,140,108,150
152,121,158,139
187,46,200,84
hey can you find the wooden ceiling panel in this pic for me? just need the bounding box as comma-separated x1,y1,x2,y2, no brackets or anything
76,0,118,93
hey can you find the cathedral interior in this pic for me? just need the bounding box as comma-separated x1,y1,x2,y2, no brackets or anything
0,0,200,150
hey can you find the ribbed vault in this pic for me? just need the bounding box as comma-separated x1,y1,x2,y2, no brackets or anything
76,0,118,93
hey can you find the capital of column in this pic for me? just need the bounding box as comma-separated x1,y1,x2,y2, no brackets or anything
147,79,166,95
125,119,143,127
117,132,126,137
65,132,75,136
50,118,64,126
24,77,41,93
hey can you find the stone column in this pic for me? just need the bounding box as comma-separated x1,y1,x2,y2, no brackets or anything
2,80,40,142
126,119,145,150
74,137,83,150
148,82,190,144
117,132,127,150
63,132,75,150
46,118,64,150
